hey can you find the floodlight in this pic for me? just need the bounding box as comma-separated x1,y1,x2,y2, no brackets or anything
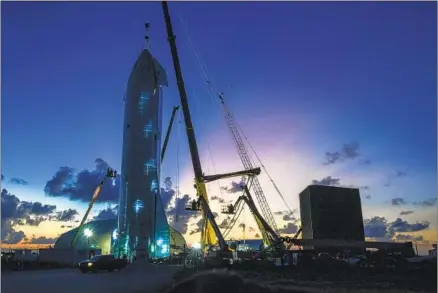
84,228,93,238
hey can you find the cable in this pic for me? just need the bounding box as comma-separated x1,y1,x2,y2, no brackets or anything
235,122,299,223
176,6,300,237
222,200,244,239
175,109,182,222
207,144,225,201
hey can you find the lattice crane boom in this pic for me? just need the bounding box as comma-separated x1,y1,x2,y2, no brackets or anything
219,95,278,232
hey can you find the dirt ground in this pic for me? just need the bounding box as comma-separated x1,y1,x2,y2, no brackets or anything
159,266,437,293
239,269,437,292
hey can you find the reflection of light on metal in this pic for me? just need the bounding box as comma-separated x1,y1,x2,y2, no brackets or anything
139,92,150,114
143,121,153,138
143,159,156,176
192,243,201,249
112,179,116,186
161,244,168,254
157,238,163,246
84,228,93,237
133,199,144,214
112,229,118,240
92,185,102,201
150,179,158,192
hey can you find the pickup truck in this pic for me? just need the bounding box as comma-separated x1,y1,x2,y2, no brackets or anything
78,255,128,273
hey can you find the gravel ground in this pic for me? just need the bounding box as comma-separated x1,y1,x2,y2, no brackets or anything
159,267,437,293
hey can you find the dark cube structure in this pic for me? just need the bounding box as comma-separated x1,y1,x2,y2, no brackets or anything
299,185,365,255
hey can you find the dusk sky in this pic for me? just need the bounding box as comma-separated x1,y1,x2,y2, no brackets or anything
1,2,436,248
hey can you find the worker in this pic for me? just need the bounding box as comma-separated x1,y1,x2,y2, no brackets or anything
228,204,234,214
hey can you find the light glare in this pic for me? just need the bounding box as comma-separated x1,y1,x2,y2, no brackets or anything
84,228,93,237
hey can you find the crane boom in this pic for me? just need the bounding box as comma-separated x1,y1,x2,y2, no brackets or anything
222,184,279,248
218,95,278,232
69,168,117,248
162,1,227,251
161,105,180,163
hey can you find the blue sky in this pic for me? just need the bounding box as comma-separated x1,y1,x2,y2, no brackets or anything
1,1,436,246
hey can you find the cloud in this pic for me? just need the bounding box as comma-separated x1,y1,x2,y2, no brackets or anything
94,206,118,221
1,188,57,227
211,195,225,203
364,216,430,240
29,236,58,245
221,181,244,193
390,197,436,207
312,177,370,192
218,217,231,229
323,141,361,165
160,177,175,209
55,209,79,222
400,210,414,216
275,210,299,221
394,234,424,242
364,195,372,200
364,216,389,238
278,222,299,234
413,198,437,207
17,201,57,216
282,214,297,222
189,218,204,235
23,216,46,226
167,193,197,234
1,220,25,244
388,218,429,235
312,176,340,186
44,158,120,203
391,197,407,206
1,188,77,244
9,178,29,185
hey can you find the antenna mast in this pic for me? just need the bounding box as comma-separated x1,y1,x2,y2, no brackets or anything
145,23,151,50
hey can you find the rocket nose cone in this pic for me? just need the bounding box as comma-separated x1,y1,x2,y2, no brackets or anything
128,49,168,89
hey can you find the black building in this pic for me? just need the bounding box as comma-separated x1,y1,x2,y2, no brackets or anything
299,185,365,254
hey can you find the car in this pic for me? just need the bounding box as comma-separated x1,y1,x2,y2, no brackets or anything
78,254,128,273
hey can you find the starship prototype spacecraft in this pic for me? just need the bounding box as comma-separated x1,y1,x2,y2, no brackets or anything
115,45,171,260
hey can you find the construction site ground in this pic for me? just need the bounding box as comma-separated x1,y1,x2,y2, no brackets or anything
157,266,437,293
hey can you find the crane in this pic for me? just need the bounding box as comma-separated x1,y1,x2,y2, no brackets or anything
161,105,180,163
69,168,118,249
162,1,261,253
221,183,281,252
217,94,278,232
